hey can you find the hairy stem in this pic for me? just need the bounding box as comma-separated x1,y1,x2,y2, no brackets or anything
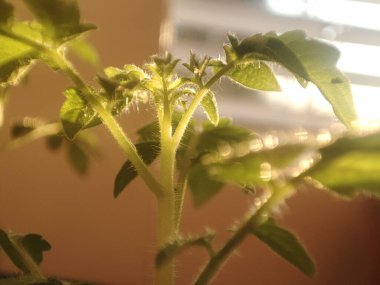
193,184,295,285
0,28,163,196
172,63,233,151
173,180,186,232
54,51,163,197
156,193,175,285
155,78,176,285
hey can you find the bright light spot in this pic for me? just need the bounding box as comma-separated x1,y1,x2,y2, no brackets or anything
353,89,380,121
268,77,380,129
267,0,380,31
308,0,380,31
316,129,332,145
294,129,309,142
352,85,380,124
336,42,380,78
249,138,263,152
218,143,232,158
260,162,272,181
263,134,279,149
299,157,315,171
266,0,306,16
235,141,250,157
267,76,333,115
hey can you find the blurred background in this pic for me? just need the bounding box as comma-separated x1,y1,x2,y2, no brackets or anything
1,0,380,284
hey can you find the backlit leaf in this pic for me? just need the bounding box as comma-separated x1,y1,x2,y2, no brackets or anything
0,30,37,86
23,0,96,42
304,133,380,198
196,118,253,154
60,88,98,139
210,144,306,186
114,141,160,198
201,91,219,125
234,31,356,129
251,219,315,277
219,61,281,91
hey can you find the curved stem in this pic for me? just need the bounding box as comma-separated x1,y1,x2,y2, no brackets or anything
0,28,163,196
193,184,295,285
172,63,233,152
52,50,164,196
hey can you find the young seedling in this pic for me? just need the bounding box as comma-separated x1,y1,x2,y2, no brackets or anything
1,1,379,284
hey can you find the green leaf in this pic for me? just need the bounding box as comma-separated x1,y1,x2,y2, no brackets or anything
156,232,214,268
210,144,306,186
60,88,98,139
0,229,51,274
219,61,281,91
0,0,14,27
0,21,47,86
67,37,99,67
304,133,380,198
188,163,224,207
114,141,160,198
201,91,219,125
250,219,315,277
188,119,257,206
22,0,96,42
196,118,253,154
235,31,356,129
67,142,89,175
0,31,37,86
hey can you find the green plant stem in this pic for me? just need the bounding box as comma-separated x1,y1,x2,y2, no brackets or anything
156,194,175,285
155,62,233,284
174,132,198,231
172,62,233,151
156,79,176,285
54,51,164,197
174,180,186,231
193,184,295,285
0,29,163,196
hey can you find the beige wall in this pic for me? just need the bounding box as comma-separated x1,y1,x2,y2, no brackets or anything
1,1,380,284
